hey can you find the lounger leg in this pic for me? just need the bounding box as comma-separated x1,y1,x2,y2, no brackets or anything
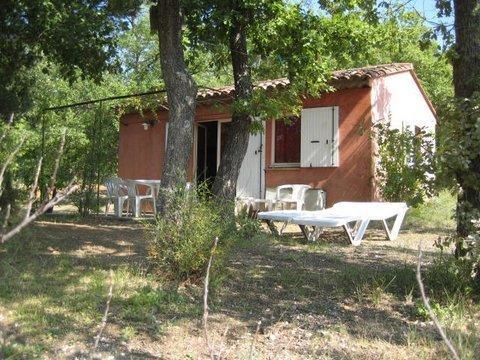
299,226,322,242
299,225,309,239
343,224,353,243
279,221,290,236
266,220,279,236
344,220,370,246
114,198,123,218
310,226,323,242
134,199,141,218
382,209,407,241
352,220,361,234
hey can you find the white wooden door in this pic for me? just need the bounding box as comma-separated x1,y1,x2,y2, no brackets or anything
236,129,265,199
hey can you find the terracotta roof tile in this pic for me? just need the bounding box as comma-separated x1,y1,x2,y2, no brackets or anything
197,78,289,100
331,62,413,81
196,63,413,100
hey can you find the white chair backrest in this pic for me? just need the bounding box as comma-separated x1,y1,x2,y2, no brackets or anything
125,180,139,197
276,184,311,202
105,178,125,197
276,185,293,201
304,189,326,210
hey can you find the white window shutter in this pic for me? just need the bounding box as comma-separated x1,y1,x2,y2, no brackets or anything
300,106,339,167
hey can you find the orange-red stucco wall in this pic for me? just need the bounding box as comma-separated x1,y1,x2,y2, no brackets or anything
265,87,374,207
118,88,375,207
119,112,167,180
118,105,231,181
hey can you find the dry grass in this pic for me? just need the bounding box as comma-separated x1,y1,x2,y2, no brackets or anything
0,208,478,359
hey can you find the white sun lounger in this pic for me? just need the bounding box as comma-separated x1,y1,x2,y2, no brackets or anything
257,202,408,246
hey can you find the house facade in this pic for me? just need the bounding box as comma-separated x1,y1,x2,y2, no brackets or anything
118,63,436,206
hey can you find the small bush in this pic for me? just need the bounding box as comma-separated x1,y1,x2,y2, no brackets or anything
424,255,479,299
406,190,456,230
374,122,436,206
236,207,262,239
148,185,238,281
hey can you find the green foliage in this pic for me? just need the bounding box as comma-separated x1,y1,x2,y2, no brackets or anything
121,285,199,322
251,4,334,96
0,0,142,116
437,221,480,285
375,122,436,206
235,207,262,239
438,95,480,227
318,9,453,107
424,255,479,300
185,1,333,122
11,65,125,215
183,2,452,127
406,190,456,231
148,186,237,281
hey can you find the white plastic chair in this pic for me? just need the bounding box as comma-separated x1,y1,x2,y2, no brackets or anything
125,180,157,218
274,184,311,211
104,178,128,217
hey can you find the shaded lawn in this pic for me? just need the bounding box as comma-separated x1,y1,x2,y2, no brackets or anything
0,212,478,359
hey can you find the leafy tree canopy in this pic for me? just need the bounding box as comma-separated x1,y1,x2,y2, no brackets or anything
0,0,142,116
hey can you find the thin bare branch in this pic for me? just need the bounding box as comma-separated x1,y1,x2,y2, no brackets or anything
0,136,26,196
0,182,79,243
48,128,67,199
416,244,460,360
24,156,43,221
94,269,115,349
203,236,219,360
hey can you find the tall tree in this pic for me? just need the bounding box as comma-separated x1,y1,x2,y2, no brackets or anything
211,2,254,200
186,1,330,202
451,0,480,236
151,0,197,210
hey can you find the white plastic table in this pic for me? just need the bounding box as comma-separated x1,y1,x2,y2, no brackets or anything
128,179,161,196
124,179,162,217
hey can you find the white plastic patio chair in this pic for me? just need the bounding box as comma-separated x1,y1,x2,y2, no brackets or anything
274,184,311,211
104,178,128,217
258,202,408,246
125,180,157,218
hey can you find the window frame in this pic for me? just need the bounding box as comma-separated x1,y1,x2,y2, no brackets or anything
271,116,301,168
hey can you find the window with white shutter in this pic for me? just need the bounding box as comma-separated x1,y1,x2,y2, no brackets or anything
300,106,339,167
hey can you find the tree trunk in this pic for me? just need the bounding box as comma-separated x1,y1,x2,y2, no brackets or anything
453,0,480,237
153,0,197,213
211,13,253,202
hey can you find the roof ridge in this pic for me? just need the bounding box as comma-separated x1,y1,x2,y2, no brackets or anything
197,63,414,100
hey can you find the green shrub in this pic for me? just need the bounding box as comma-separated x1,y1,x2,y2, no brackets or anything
148,186,237,281
374,122,436,206
236,206,262,239
406,190,456,230
424,255,479,299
